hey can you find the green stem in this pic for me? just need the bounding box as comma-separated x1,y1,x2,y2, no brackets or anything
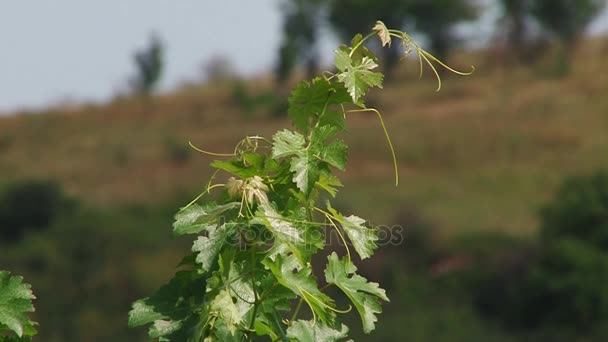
349,32,376,58
290,299,304,324
247,244,259,338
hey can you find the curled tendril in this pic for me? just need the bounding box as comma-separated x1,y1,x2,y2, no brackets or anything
388,30,475,91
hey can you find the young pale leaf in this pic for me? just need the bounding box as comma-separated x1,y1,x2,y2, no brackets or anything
256,204,303,243
337,57,384,103
286,320,349,342
128,270,207,341
328,205,378,259
262,254,336,324
324,253,388,334
173,202,240,235
192,223,239,272
316,173,343,198
334,47,351,72
0,272,36,338
209,290,246,336
373,20,391,47
255,204,311,265
271,130,306,159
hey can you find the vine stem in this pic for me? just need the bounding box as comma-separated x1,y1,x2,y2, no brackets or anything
347,107,398,186
247,243,259,340
290,299,304,324
349,32,377,58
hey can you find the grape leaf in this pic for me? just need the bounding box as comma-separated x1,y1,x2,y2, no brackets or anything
209,290,245,336
256,204,303,243
204,251,254,340
173,202,240,235
286,320,349,342
315,173,343,198
0,272,36,338
327,205,378,259
317,140,348,170
337,56,384,103
211,160,260,179
271,129,318,194
288,78,350,133
128,270,207,341
271,130,306,159
334,48,351,72
373,20,391,47
262,254,336,324
192,223,239,272
324,253,388,333
289,152,318,195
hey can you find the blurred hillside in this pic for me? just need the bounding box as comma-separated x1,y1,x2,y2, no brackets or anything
2,39,608,238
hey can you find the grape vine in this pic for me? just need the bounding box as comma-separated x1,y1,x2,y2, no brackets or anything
128,21,473,341
0,271,37,341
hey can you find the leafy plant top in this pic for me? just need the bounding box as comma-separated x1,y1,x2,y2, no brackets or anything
128,21,472,341
0,271,37,341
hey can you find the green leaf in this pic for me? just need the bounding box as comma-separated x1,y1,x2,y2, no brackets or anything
315,173,343,198
262,254,336,324
318,110,346,131
334,47,351,72
337,56,384,103
256,204,303,243
173,202,240,235
211,160,259,178
128,270,207,341
192,223,239,272
288,78,350,133
324,253,388,334
317,140,347,170
209,290,245,335
286,320,349,342
272,130,306,159
205,251,254,340
0,271,36,338
289,152,319,195
309,125,347,170
373,20,391,47
328,205,378,260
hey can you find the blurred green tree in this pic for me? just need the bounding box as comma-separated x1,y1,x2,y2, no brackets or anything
132,33,164,95
530,0,605,72
498,0,532,62
479,170,608,338
276,0,325,84
407,0,479,61
540,169,608,250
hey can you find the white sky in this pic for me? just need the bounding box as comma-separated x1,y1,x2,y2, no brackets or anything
0,1,606,113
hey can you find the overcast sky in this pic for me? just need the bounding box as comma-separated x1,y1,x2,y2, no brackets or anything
1,1,607,113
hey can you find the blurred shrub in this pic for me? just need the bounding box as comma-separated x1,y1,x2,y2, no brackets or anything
230,81,280,118
0,180,74,242
540,169,608,250
131,33,164,95
517,238,608,330
164,137,192,165
476,170,608,339
203,55,236,83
